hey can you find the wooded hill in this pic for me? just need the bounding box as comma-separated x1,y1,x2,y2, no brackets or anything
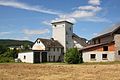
0,39,33,47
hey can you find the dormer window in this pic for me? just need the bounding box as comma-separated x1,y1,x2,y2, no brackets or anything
37,40,40,43
98,39,100,43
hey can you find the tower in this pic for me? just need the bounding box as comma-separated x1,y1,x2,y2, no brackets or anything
51,21,74,52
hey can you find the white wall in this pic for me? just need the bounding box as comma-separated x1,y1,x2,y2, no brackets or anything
114,34,120,61
83,51,115,62
32,40,45,50
65,22,74,50
48,48,63,62
52,23,66,52
73,40,84,49
18,52,34,63
52,21,73,52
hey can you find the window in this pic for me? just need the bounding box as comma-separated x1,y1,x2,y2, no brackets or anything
90,54,96,60
54,25,56,27
94,40,96,44
48,48,50,51
118,51,120,55
66,41,68,44
49,56,50,62
57,48,59,51
66,31,68,35
103,46,108,51
102,54,107,60
70,27,72,31
53,55,55,62
37,40,40,43
98,39,100,43
54,48,55,52
51,56,52,59
24,55,26,59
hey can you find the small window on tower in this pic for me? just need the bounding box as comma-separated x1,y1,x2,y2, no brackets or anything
66,41,68,44
66,31,68,35
70,27,72,31
54,25,56,27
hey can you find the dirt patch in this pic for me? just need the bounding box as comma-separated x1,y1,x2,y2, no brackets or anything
0,63,120,80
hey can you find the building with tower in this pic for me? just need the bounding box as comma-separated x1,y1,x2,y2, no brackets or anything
51,21,74,52
18,20,87,63
17,20,120,63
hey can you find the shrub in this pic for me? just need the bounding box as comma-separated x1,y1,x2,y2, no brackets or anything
64,48,82,64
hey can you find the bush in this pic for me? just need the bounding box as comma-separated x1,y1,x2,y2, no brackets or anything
64,48,82,64
0,48,18,63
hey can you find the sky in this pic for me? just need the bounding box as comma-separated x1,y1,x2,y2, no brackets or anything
0,0,120,41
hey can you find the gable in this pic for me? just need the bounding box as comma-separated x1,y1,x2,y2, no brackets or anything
113,27,120,34
93,24,120,39
73,40,84,49
72,33,87,47
32,39,45,50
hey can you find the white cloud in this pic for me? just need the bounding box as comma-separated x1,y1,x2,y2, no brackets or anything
78,6,102,12
54,10,96,23
88,0,100,5
0,0,61,15
0,0,109,24
52,17,76,23
0,31,12,35
11,37,30,40
42,21,51,26
23,29,49,35
93,33,98,36
52,0,110,23
83,17,111,23
70,10,95,18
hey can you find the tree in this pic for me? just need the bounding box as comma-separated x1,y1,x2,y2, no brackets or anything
0,45,8,54
64,48,82,64
12,48,19,58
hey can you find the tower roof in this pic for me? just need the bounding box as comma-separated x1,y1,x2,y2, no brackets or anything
51,20,73,25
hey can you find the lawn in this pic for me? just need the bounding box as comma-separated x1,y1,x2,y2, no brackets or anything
0,63,120,80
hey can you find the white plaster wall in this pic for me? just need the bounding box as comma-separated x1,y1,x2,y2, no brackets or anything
83,51,115,62
114,34,120,61
52,22,73,52
65,22,74,50
18,52,33,63
52,23,66,52
32,40,45,50
73,40,83,49
48,48,62,62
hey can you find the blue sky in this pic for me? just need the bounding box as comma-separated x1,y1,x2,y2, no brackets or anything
0,0,120,41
